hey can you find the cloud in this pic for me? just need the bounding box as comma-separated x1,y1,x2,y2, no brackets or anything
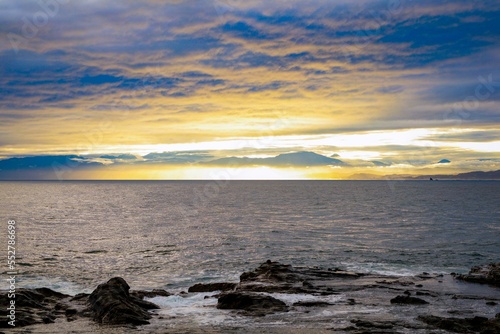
99,154,139,160
220,20,278,40
424,130,500,142
143,151,215,164
372,161,391,166
0,0,498,177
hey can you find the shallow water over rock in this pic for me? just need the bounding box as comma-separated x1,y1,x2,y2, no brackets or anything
3,261,499,333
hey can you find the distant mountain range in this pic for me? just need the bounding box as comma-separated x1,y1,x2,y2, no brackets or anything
409,169,500,180
0,155,100,170
349,170,500,180
207,151,346,166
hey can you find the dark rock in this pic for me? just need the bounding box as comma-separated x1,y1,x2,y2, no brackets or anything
130,289,171,299
456,263,500,287
418,315,500,333
65,308,78,316
42,315,55,324
217,292,288,316
6,290,46,309
390,295,428,305
0,288,70,328
302,281,314,288
87,277,159,325
71,293,89,301
54,302,68,311
240,261,295,282
188,282,237,293
240,260,360,286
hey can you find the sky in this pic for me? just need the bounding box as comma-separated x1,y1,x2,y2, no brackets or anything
0,0,499,179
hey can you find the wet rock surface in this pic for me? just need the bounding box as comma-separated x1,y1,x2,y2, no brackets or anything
455,263,500,287
87,277,160,325
390,295,429,305
130,289,172,299
0,288,72,328
188,282,237,293
418,314,500,333
1,277,169,329
2,261,500,333
217,292,288,316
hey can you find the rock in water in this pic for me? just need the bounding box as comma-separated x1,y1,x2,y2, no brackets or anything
239,260,360,284
87,277,159,325
130,289,172,299
0,288,70,327
418,314,500,333
455,262,500,287
240,260,294,282
390,295,429,304
188,282,237,293
217,292,288,316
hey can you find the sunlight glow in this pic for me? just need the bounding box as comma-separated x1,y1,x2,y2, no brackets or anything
84,128,446,156
176,166,308,180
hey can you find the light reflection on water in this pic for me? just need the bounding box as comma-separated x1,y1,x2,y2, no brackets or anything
1,180,499,294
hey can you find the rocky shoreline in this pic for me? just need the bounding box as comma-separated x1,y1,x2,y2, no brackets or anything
1,261,499,333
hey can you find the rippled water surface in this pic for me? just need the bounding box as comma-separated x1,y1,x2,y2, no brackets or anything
1,180,499,294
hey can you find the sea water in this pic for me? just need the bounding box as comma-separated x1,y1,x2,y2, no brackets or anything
1,180,499,295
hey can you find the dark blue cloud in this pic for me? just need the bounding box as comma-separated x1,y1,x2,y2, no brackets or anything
202,51,283,69
196,79,225,86
376,85,404,94
220,21,274,40
153,36,224,56
249,11,299,25
202,6,499,71
247,81,289,93
180,71,213,78
375,10,500,66
0,49,73,76
0,47,234,107
234,3,500,69
116,77,182,90
80,74,123,85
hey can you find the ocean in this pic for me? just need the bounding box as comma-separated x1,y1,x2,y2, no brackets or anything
1,180,499,330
